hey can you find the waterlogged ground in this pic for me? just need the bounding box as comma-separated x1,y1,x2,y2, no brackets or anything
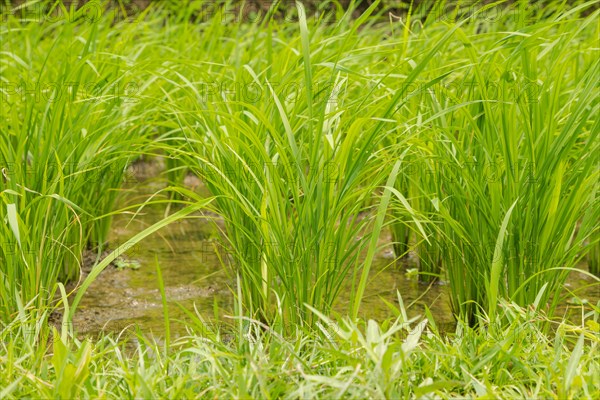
71,160,598,338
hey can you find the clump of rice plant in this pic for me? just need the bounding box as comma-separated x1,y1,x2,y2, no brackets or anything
0,5,153,321
160,1,455,329
402,2,600,324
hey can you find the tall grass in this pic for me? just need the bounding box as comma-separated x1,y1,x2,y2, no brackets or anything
0,4,153,321
395,2,600,324
162,2,388,327
156,0,472,328
0,1,599,397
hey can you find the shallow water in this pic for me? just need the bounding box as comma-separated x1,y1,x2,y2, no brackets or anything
74,194,231,336
73,183,455,337
74,205,455,336
72,166,599,338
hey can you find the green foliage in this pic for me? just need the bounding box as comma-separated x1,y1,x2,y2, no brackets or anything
155,1,435,328
588,228,600,277
0,6,155,320
1,296,599,398
385,1,600,323
0,1,598,397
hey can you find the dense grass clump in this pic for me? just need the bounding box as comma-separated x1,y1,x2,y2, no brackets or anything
158,1,447,328
0,9,158,320
390,3,600,324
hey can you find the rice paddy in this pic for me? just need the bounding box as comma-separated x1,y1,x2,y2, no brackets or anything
1,0,599,398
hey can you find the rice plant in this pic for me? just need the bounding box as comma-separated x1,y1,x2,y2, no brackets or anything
400,2,600,324
1,1,599,397
0,4,153,321
150,1,464,328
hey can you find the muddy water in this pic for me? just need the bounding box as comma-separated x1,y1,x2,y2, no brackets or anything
73,163,598,338
73,176,454,337
73,209,232,337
